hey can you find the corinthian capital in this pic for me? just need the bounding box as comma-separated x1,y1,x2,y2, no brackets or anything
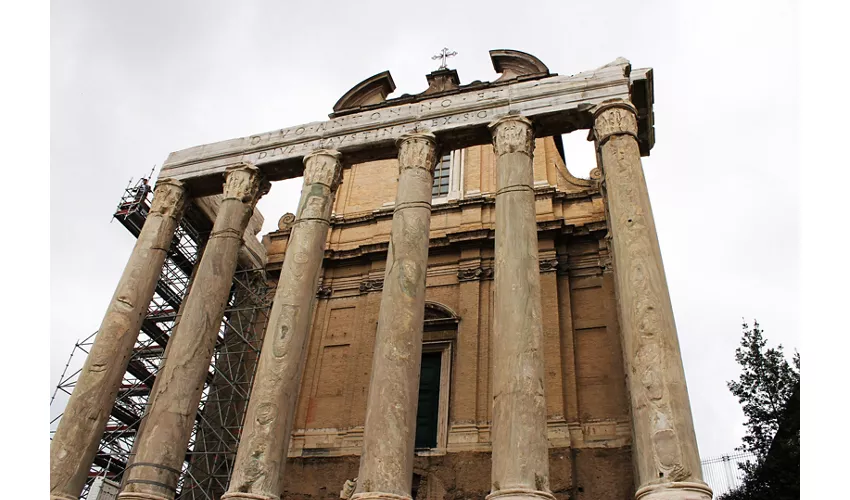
592,100,639,146
303,149,343,191
149,178,187,219
223,163,269,204
489,114,534,156
396,132,437,175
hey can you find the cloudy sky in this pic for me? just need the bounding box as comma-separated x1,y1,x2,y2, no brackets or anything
50,0,799,460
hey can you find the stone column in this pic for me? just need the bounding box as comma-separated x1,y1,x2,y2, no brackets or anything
352,133,438,500
50,179,187,500
223,150,343,500
591,100,712,500
118,163,268,500
487,115,555,500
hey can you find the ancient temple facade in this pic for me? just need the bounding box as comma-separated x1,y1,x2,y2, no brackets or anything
267,131,631,499
50,51,712,500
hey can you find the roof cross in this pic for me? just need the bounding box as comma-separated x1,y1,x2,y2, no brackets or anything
431,47,457,70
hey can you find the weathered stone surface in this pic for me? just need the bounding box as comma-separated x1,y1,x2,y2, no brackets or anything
158,59,646,192
592,101,711,500
186,269,268,500
277,448,631,500
193,193,267,268
352,133,438,500
224,150,343,500
50,178,187,500
118,164,268,500
486,115,555,500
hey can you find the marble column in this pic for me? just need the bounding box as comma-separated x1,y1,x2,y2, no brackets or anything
223,150,343,500
352,132,438,500
118,163,268,500
487,115,555,500
50,179,187,500
592,100,712,500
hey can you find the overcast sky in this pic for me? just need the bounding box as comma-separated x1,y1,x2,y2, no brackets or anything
50,0,799,460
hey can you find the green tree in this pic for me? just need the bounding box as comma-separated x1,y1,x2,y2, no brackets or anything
719,320,800,500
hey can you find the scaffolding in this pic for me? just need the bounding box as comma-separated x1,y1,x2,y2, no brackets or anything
51,177,273,499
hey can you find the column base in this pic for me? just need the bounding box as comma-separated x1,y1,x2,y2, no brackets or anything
635,481,713,500
222,493,277,500
486,488,557,500
351,492,412,500
117,491,172,500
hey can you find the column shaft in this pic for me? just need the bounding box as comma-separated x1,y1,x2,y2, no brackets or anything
352,133,438,500
224,150,343,500
118,164,268,500
592,101,711,500
50,179,187,500
487,115,555,500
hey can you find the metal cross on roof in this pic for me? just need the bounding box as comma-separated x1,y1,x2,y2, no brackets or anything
432,47,457,70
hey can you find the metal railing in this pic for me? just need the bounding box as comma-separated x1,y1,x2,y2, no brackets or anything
701,451,756,497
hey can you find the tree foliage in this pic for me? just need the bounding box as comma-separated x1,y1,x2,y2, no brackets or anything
719,320,799,500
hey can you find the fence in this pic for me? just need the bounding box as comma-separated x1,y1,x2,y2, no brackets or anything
700,451,757,497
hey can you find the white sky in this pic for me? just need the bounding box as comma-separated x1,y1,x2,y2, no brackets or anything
50,0,799,460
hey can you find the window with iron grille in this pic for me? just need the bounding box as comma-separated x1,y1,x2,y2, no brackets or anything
432,152,452,197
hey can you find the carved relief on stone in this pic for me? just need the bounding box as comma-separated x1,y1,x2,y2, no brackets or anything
278,212,296,231
457,267,493,281
489,114,534,156
303,149,343,191
599,121,693,485
589,168,603,180
592,101,639,145
397,132,437,175
359,279,384,293
150,178,187,219
223,162,268,203
298,190,331,221
317,285,333,298
272,305,299,358
538,259,559,273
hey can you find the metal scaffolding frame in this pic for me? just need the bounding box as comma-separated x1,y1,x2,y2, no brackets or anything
700,451,757,497
51,178,273,499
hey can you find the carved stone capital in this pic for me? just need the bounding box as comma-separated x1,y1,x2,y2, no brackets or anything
223,163,268,204
489,114,534,156
304,149,343,191
396,132,437,175
359,279,384,293
591,100,639,147
149,178,187,219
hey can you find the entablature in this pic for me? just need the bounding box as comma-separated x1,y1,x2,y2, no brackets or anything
159,56,653,196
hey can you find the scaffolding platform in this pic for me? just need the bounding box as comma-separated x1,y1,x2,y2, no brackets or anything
51,176,273,499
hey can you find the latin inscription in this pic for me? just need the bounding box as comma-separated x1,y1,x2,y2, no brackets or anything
160,60,635,182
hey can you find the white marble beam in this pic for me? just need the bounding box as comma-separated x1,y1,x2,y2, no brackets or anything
159,59,638,192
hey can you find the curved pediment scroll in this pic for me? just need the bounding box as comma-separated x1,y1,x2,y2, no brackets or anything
490,49,550,82
332,71,396,117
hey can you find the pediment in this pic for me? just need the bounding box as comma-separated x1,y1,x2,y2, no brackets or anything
332,71,396,116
